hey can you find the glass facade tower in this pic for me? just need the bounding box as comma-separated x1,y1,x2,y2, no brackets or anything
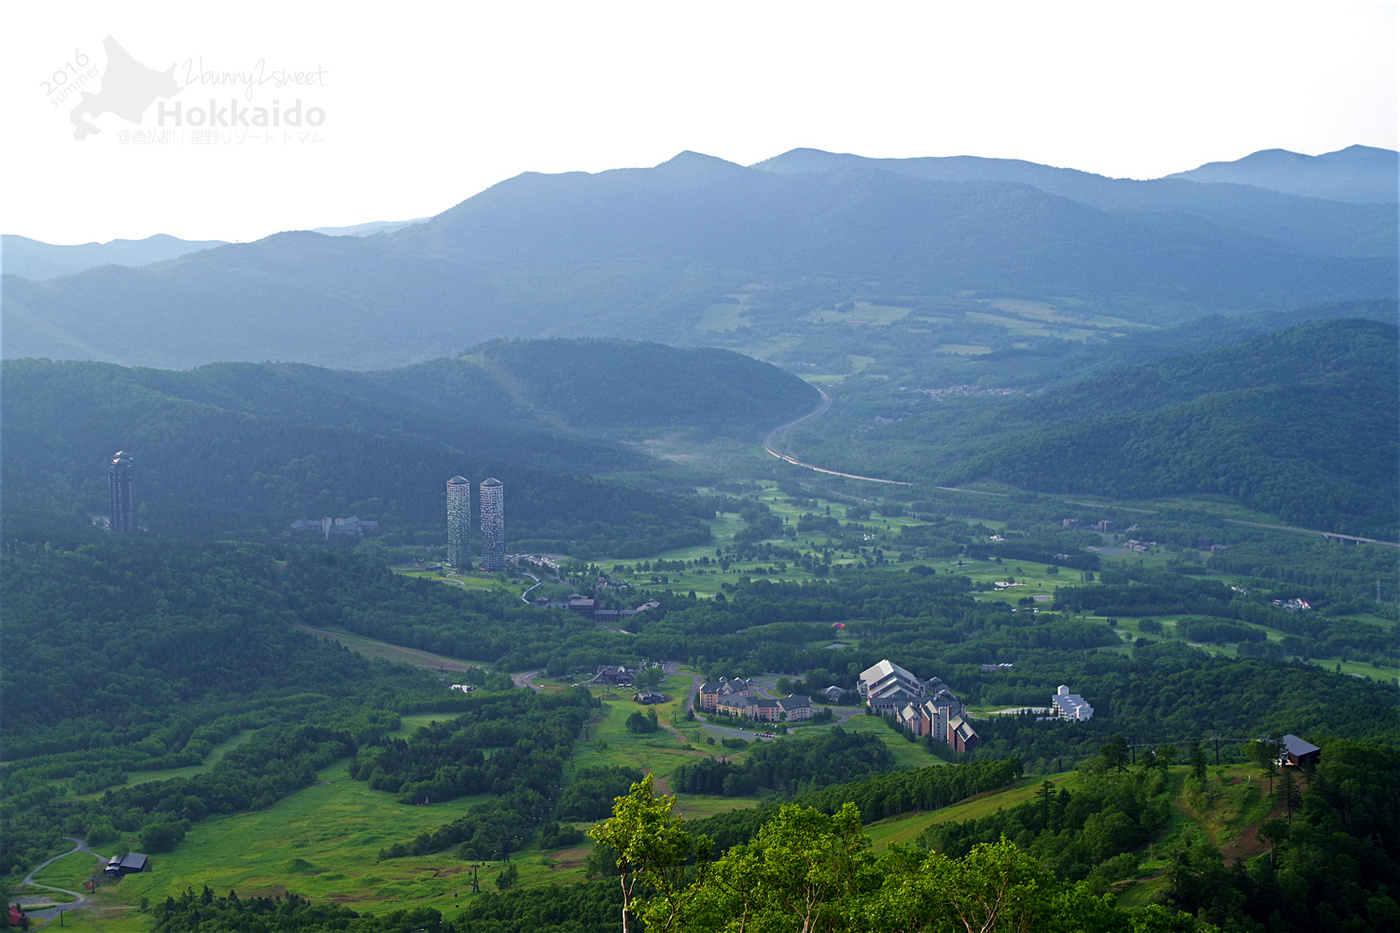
446,475,472,568
479,477,505,571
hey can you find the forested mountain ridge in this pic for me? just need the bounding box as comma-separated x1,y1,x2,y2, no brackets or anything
1,340,815,548
1166,144,1399,204
951,319,1398,536
777,317,1397,538
4,150,1393,369
752,146,1398,257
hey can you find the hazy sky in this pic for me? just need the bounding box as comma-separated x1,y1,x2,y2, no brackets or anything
3,1,1395,244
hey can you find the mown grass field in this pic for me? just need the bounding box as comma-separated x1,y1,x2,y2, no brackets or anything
60,758,538,925
396,480,1392,695
861,774,1065,850
27,850,103,900
980,298,1148,333
34,667,959,927
804,304,911,326
587,481,976,598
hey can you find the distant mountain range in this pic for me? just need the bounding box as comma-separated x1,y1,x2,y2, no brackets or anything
1166,145,1397,204
1,218,428,281
3,146,1394,369
752,146,1396,257
1,233,229,281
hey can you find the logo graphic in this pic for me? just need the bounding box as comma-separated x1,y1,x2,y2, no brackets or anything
70,36,179,140
53,36,328,146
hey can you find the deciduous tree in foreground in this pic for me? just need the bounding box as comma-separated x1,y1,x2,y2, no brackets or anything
591,777,1218,933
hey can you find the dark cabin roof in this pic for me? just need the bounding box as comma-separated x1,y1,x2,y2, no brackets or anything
1281,734,1321,758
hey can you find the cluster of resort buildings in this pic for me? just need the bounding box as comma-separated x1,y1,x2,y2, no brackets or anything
691,659,1008,755
696,677,814,722
857,659,981,753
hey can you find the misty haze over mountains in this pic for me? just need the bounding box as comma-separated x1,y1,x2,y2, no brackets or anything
2,144,1394,369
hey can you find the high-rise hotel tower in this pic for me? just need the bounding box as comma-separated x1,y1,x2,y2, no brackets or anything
479,478,505,571
109,451,136,533
446,475,472,568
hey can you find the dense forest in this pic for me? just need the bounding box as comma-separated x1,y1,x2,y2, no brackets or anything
956,319,1399,536
0,340,818,550
919,740,1400,931
0,535,451,874
4,304,1398,933
779,318,1399,538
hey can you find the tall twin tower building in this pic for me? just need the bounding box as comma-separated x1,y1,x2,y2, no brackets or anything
446,476,506,571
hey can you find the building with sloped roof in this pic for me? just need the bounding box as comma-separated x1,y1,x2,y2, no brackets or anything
105,852,148,876
858,659,925,708
713,694,811,722
698,677,752,712
948,715,980,753
1278,734,1321,767
918,689,965,741
1051,685,1094,721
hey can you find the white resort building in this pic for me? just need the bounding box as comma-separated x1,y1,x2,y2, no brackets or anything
1051,685,1094,721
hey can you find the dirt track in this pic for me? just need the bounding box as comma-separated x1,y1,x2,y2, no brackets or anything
292,622,479,672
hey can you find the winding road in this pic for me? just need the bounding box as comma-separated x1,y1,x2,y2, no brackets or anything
17,837,106,920
762,390,1399,546
763,388,913,486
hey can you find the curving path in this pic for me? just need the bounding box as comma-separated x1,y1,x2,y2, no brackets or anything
518,572,543,603
1224,518,1398,548
18,837,106,919
293,622,480,673
763,388,912,486
762,393,1400,537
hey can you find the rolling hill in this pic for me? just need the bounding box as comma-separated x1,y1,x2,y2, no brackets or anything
1,340,819,549
954,318,1399,537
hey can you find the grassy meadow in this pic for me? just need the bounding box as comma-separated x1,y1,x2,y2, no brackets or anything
36,678,780,925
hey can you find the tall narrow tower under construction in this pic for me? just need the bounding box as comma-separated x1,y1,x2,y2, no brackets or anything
446,475,472,568
479,477,505,571
109,451,136,533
